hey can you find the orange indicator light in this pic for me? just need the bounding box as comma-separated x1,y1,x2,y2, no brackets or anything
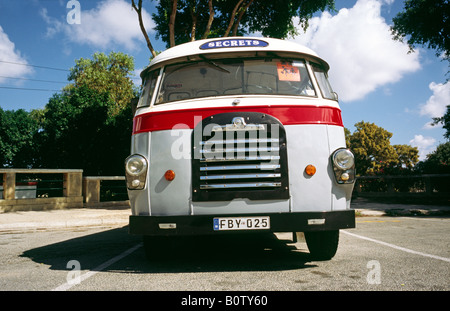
164,170,176,181
305,165,316,176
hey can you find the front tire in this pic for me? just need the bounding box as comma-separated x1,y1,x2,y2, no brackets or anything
304,230,339,261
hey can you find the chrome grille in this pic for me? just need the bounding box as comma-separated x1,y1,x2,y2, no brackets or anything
192,112,289,201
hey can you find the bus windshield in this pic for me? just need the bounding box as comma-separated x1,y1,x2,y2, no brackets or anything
155,58,316,104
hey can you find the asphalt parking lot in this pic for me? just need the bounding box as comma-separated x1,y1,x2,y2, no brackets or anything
0,199,448,295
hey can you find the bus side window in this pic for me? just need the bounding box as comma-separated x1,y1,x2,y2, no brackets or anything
312,64,336,100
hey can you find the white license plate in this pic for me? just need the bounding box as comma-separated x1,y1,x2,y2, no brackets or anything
213,216,270,231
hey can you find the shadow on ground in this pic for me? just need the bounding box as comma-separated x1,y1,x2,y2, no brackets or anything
21,227,317,274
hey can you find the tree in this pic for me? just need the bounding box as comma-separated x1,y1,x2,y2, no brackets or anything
392,144,419,170
132,0,335,50
417,104,450,176
37,86,133,175
348,121,419,175
418,142,450,174
391,0,449,64
66,51,136,116
0,108,39,168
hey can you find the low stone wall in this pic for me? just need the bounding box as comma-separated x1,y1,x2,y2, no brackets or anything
0,169,129,212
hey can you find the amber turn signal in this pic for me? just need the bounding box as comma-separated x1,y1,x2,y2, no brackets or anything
164,170,176,181
305,165,316,176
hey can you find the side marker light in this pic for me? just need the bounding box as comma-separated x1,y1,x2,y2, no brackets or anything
164,170,176,181
305,165,316,176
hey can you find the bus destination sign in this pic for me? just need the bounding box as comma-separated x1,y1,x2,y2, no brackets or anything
200,39,269,50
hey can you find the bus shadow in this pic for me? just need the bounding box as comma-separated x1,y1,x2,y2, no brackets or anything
21,227,317,274
138,233,317,273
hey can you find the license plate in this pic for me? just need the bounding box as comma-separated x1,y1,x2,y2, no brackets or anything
213,216,270,231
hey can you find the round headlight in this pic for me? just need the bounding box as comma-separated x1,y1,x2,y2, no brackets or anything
333,149,354,170
125,155,148,176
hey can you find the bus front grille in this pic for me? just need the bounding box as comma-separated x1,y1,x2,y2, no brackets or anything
192,112,289,202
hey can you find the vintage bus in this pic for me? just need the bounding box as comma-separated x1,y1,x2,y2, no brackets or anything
125,37,355,260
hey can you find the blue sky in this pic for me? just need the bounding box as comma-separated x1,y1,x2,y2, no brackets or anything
0,0,448,160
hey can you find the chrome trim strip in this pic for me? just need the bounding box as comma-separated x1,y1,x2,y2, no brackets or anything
200,164,280,171
199,138,279,145
200,173,281,180
200,182,282,189
200,155,281,162
211,124,266,131
200,146,279,153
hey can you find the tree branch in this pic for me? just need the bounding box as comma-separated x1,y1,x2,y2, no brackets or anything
232,0,253,37
202,0,215,39
131,0,157,58
224,0,244,37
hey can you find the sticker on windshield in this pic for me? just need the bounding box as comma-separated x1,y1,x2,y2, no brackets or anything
277,62,301,82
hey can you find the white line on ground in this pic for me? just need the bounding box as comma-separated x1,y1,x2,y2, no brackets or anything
52,243,143,291
342,230,450,263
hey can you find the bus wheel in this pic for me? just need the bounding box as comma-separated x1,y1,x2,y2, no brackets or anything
304,230,339,261
143,236,173,261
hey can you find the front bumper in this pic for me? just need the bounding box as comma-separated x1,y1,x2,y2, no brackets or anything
129,210,355,236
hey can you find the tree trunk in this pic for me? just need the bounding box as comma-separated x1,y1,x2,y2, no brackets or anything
190,7,197,42
169,0,178,47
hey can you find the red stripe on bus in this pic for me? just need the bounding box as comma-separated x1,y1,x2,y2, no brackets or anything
133,105,343,134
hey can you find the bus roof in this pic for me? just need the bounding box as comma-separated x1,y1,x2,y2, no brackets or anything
141,37,329,78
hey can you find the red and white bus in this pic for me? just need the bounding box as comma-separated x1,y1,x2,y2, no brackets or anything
125,37,355,260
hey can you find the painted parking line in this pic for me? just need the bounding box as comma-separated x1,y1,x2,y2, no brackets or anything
356,220,401,223
342,230,450,263
52,243,143,291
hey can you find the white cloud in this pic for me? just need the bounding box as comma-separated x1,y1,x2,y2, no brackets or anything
409,134,436,160
42,0,154,51
290,0,420,102
420,82,450,119
0,26,33,83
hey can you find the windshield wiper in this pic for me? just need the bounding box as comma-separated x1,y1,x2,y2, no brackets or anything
199,55,230,74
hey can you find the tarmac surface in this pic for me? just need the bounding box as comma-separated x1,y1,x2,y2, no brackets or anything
0,198,449,232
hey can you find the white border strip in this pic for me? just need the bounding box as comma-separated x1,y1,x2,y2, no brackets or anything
342,230,450,263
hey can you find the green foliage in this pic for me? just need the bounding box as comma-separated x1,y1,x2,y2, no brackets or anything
37,86,133,175
392,144,420,170
421,105,450,174
349,121,398,175
0,51,136,174
0,108,39,168
348,121,419,175
153,0,335,48
66,51,137,116
246,0,335,38
417,141,450,174
391,0,449,62
415,142,450,192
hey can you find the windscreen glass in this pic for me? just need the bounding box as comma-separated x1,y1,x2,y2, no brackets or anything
154,58,316,104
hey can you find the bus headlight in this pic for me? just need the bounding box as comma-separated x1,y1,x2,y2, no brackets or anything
125,154,148,190
331,149,355,184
